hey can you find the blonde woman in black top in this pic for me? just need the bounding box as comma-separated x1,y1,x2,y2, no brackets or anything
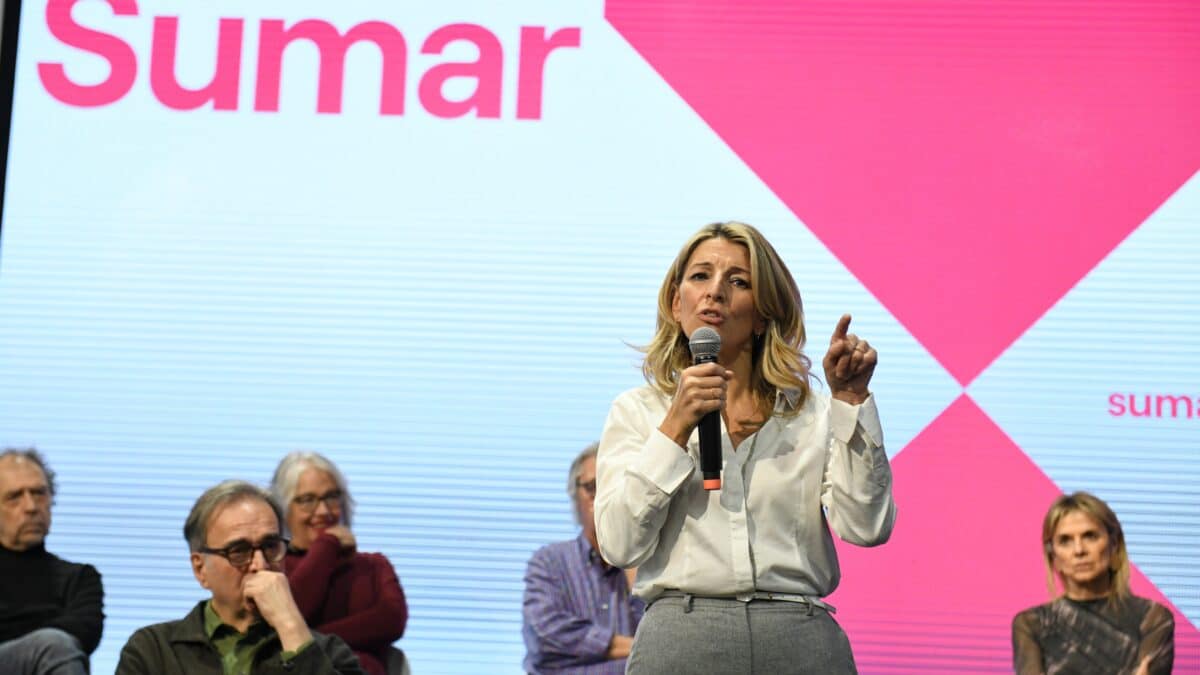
1012,491,1174,674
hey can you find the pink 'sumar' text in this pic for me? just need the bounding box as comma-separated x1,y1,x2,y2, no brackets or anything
37,0,582,119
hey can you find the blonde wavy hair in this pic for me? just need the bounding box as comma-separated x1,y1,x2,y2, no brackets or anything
1041,491,1131,606
641,222,812,417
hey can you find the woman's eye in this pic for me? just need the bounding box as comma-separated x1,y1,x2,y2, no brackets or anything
731,277,750,288
689,272,708,281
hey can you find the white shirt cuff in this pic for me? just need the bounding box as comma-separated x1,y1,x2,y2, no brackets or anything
830,394,883,448
629,428,696,496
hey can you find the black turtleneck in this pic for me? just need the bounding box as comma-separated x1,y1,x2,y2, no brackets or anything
0,543,104,653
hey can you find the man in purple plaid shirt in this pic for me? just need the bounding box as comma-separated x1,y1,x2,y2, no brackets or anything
522,444,644,674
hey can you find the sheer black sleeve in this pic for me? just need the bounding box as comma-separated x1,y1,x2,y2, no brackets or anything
1136,602,1174,675
1012,608,1046,675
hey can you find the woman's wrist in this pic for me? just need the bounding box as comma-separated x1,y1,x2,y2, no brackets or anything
831,389,869,406
657,420,691,449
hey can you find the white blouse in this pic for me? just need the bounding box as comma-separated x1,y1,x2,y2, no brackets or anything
595,385,896,603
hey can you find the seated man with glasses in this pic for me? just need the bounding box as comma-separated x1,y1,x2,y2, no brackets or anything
116,480,365,675
0,448,104,675
522,443,644,674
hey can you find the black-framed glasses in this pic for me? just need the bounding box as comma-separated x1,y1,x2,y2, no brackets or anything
292,490,342,513
199,535,290,567
576,479,597,497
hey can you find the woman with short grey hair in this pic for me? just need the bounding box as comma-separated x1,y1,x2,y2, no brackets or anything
271,452,355,531
270,451,407,675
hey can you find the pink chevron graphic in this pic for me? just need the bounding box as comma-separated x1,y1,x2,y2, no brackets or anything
606,0,1200,385
606,2,1200,667
828,396,1200,671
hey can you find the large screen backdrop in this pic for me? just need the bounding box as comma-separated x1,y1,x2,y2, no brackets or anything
1,1,1197,672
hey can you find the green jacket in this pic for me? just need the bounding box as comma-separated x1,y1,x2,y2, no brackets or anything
116,601,366,675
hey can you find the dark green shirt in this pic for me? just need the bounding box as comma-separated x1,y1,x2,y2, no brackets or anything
203,602,311,675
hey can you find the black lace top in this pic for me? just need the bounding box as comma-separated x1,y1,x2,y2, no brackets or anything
1012,595,1174,675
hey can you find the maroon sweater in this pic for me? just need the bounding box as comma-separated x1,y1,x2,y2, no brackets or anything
283,534,408,675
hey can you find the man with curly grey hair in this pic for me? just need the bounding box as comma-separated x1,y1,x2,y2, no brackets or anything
0,448,103,675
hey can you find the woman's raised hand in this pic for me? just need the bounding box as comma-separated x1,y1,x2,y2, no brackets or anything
322,524,357,552
823,314,877,405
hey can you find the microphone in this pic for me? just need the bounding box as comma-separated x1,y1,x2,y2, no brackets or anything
688,327,722,491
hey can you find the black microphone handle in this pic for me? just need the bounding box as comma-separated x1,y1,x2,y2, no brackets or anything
693,353,722,491
698,409,722,490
